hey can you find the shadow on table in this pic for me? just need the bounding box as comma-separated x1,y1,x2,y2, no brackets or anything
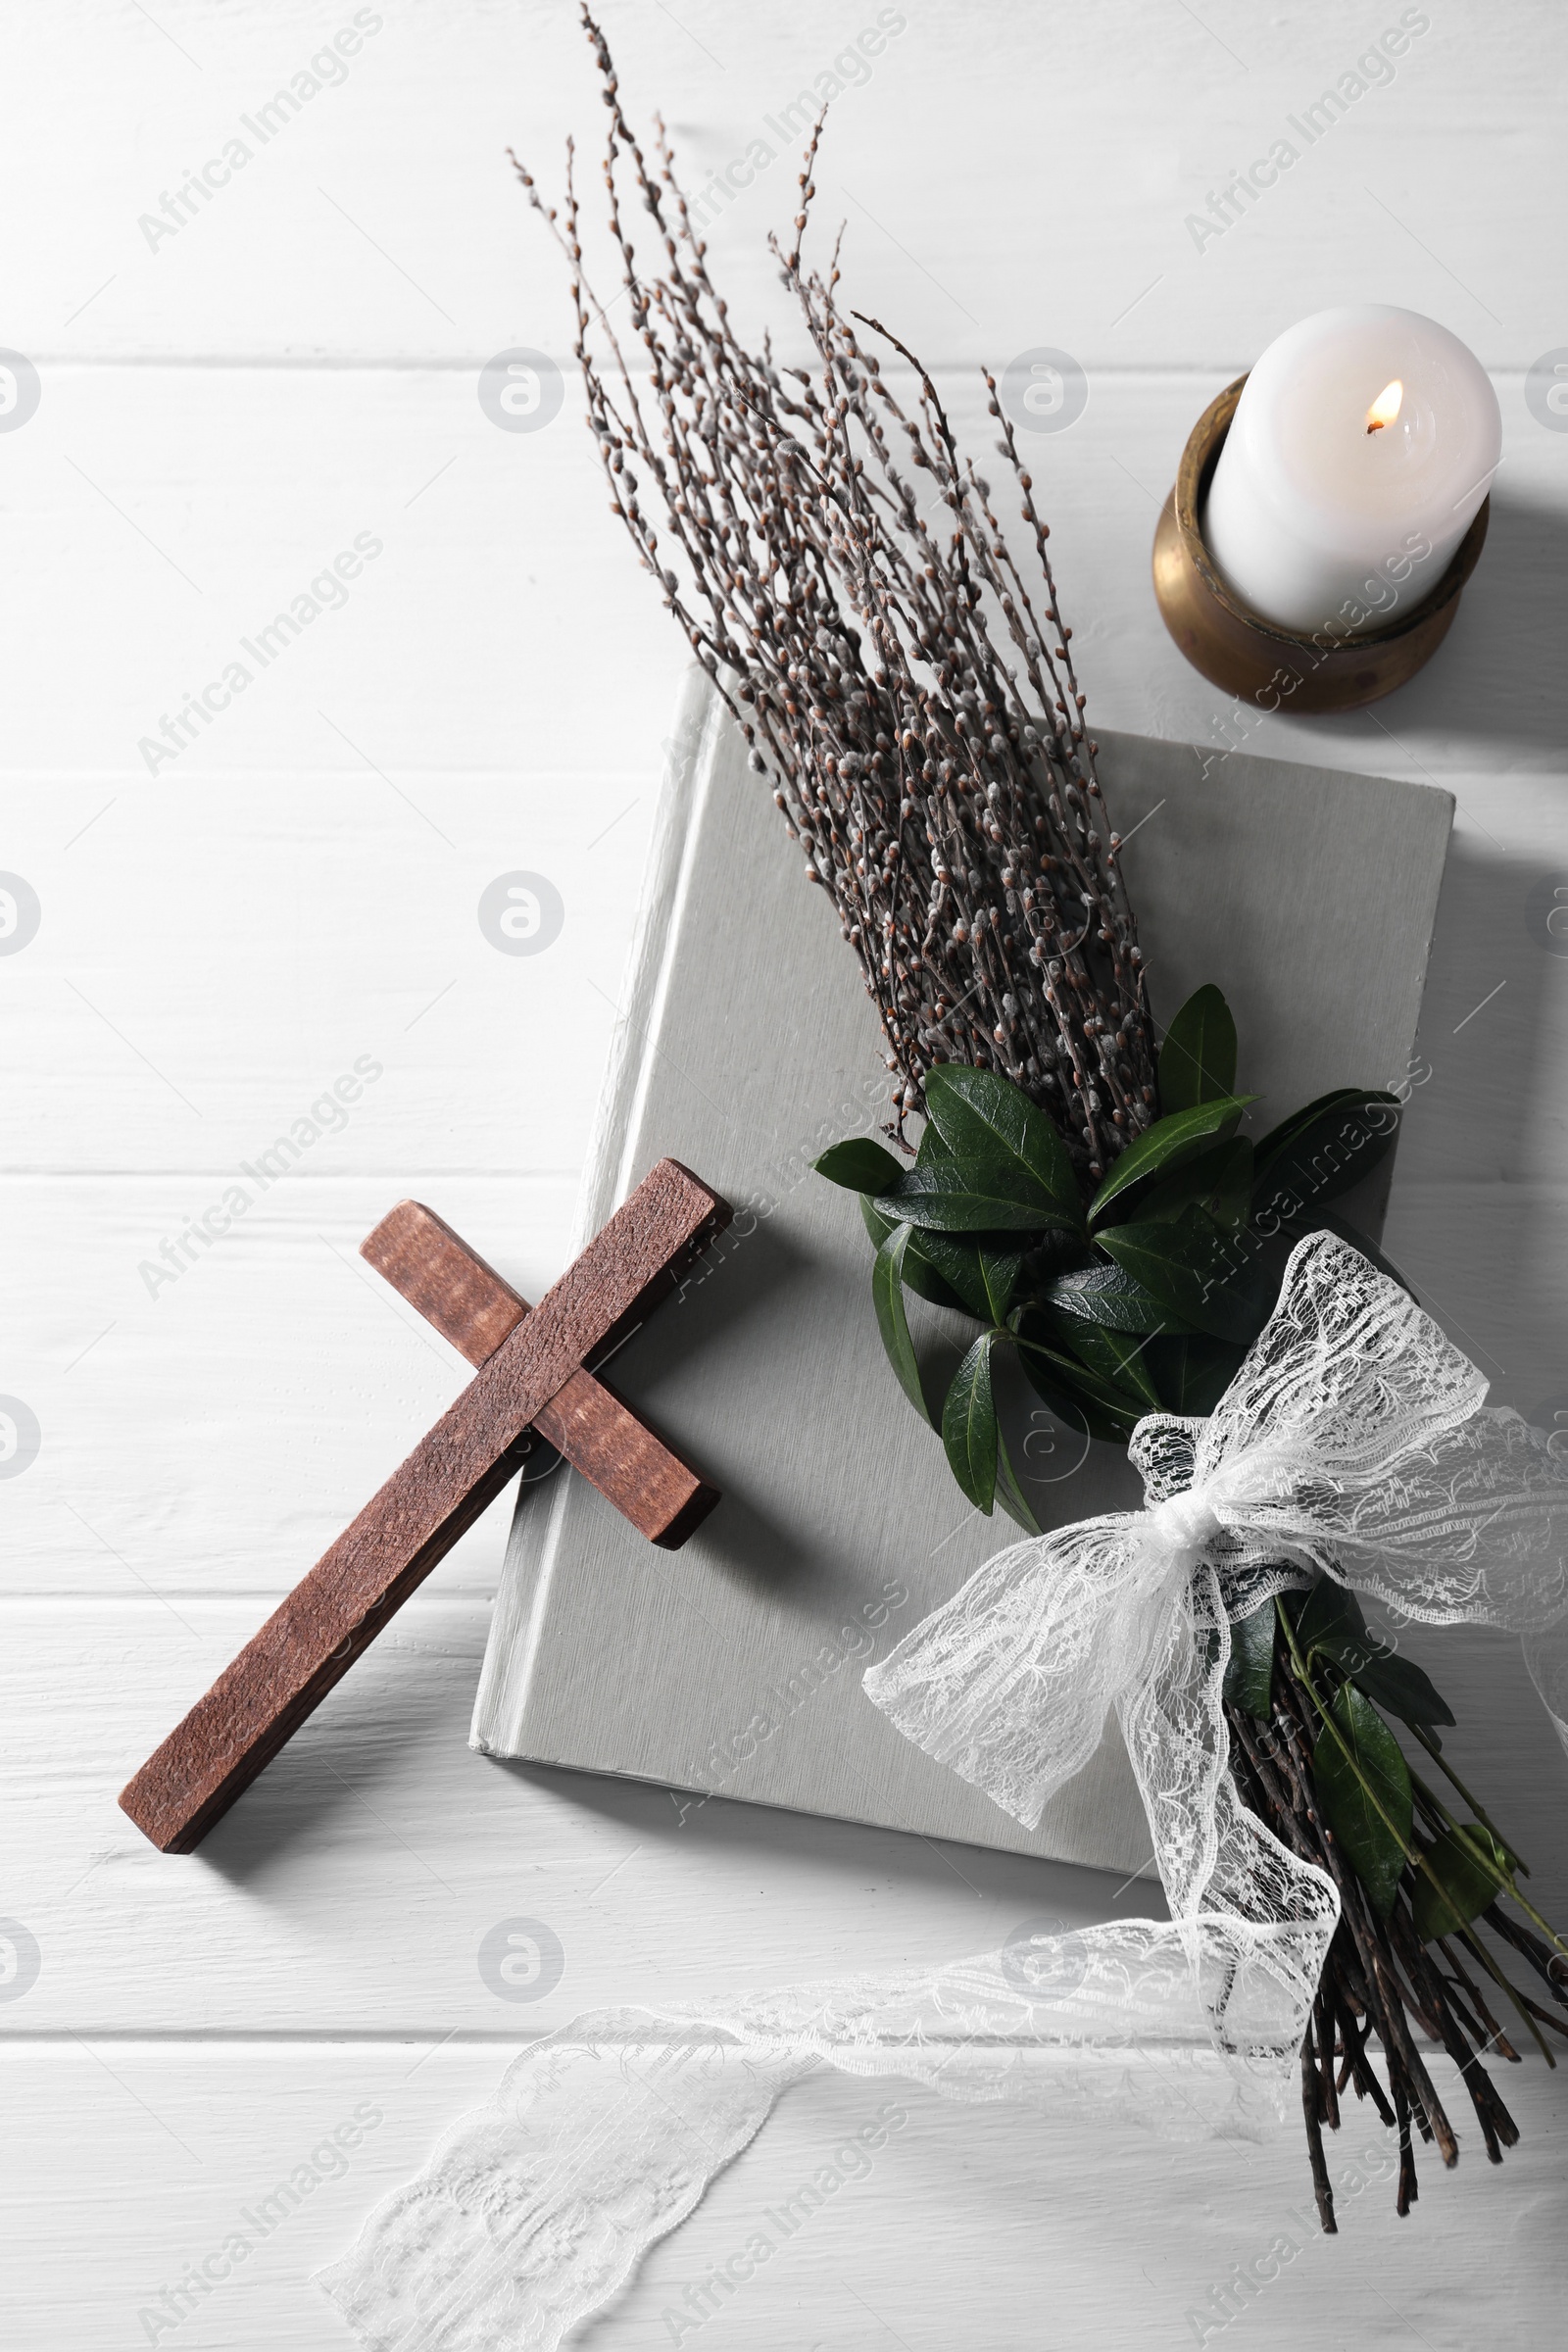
1314,491,1568,760
492,1752,1168,1925
1387,830,1565,1395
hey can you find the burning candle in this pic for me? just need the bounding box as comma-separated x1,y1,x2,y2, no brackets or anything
1203,305,1500,636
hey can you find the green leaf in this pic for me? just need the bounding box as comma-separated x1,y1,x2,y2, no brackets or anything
980,1246,1025,1322
1313,1683,1413,1922
1294,1581,1456,1735
1252,1090,1401,1220
922,1063,1083,1226
1252,1088,1368,1169
1158,984,1238,1113
1412,1826,1513,1943
1088,1097,1256,1229
1046,1261,1188,1335
943,1332,998,1512
1224,1598,1276,1720
1010,1319,1145,1438
1139,1137,1253,1231
1096,1209,1270,1345
888,1157,1077,1234
814,1137,906,1195
871,1223,933,1424
1348,1653,1455,1737
913,1230,996,1320
1294,1577,1372,1660
994,1423,1044,1536
1145,1333,1247,1414
1044,1315,1162,1409
859,1195,975,1315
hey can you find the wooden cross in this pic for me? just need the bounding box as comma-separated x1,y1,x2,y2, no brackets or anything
120,1159,731,1853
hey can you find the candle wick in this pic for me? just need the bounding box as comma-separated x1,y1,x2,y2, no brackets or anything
1364,377,1403,435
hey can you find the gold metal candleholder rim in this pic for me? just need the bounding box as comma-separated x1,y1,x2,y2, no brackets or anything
1152,372,1490,714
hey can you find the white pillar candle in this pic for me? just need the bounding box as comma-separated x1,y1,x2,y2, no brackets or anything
1202,304,1500,636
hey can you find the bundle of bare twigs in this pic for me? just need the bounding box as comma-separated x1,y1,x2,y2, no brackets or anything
514,8,1155,1175
1232,1700,1539,2229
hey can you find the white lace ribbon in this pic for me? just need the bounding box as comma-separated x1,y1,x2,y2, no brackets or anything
318,1234,1568,2352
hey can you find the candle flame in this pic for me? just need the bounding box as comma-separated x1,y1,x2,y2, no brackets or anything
1365,377,1403,435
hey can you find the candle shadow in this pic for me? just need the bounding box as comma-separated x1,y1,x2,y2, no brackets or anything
1343,491,1568,757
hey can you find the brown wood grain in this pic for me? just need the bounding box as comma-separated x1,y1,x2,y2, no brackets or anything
119,1159,730,1853
359,1200,718,1548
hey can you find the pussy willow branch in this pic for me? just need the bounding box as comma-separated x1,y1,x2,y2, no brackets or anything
514,5,1157,1171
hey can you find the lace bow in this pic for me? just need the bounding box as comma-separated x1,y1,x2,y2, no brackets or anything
319,1233,1568,2352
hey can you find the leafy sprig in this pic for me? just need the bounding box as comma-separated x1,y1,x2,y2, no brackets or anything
816,981,1401,1516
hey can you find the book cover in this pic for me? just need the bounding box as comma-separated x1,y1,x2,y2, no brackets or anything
470,673,1453,1869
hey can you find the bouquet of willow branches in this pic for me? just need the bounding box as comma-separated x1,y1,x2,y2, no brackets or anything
521,6,1568,2231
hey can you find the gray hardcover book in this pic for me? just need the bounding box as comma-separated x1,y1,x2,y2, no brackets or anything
471,673,1452,1869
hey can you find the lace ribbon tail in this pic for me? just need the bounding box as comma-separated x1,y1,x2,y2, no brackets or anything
316,2018,809,2352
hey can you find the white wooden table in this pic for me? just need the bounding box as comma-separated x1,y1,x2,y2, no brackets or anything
5,4,1567,2343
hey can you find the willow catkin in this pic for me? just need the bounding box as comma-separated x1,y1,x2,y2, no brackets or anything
516,7,1157,1176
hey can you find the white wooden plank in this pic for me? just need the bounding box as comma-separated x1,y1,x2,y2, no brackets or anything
0,763,662,1162
0,2043,1561,2350
0,359,1560,793
0,360,1560,818
1,1591,1562,2033
0,1592,1176,2033
0,1177,578,1592
12,3,1564,368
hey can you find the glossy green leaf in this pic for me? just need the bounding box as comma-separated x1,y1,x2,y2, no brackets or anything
1412,1826,1513,1943
1088,1096,1255,1229
1139,1137,1253,1231
1313,1683,1413,1922
1294,1577,1371,1660
980,1246,1025,1322
1294,1581,1456,1735
943,1332,998,1512
1011,1339,1102,1431
1223,1598,1277,1720
1046,1315,1162,1409
871,1222,932,1424
1158,984,1238,1113
922,1063,1083,1225
915,1232,997,1319
1011,1321,1145,1438
859,1195,974,1315
994,1423,1044,1536
1095,1210,1271,1345
1146,1333,1247,1414
1252,1090,1401,1221
888,1157,1077,1233
1046,1260,1188,1335
1349,1652,1456,1737
1252,1088,1368,1169
814,1137,906,1195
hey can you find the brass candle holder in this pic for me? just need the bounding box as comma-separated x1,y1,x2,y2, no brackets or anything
1152,373,1490,714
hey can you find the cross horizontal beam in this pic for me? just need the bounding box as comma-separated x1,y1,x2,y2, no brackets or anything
360,1200,718,1548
